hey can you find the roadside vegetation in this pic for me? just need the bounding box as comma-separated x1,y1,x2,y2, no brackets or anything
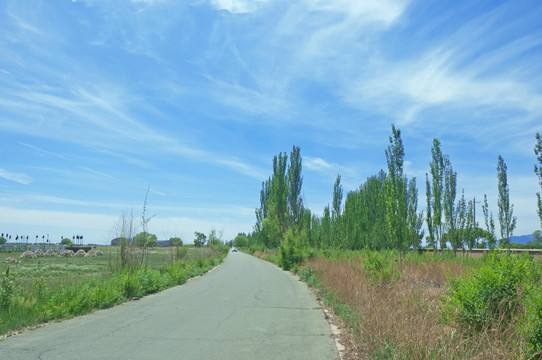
236,127,542,358
0,245,228,337
0,190,229,337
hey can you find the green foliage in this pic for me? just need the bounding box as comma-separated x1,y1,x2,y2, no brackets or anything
385,124,411,265
425,173,436,250
233,233,249,248
521,283,542,354
443,156,458,255
443,253,541,332
288,145,304,227
299,266,319,288
207,229,223,247
60,238,74,246
254,146,305,251
534,132,542,229
175,246,187,260
332,174,343,220
0,268,17,311
372,340,407,360
193,231,207,247
160,260,189,285
362,251,400,284
0,248,226,336
261,217,281,249
278,229,305,271
133,231,158,247
169,237,183,247
497,155,516,252
482,194,497,249
0,236,7,245
429,138,445,253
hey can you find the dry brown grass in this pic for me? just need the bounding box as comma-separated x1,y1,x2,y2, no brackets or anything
306,254,524,359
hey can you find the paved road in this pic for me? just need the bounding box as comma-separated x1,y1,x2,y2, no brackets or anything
1,252,339,360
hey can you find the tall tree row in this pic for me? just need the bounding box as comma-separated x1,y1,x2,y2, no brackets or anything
251,127,541,256
254,146,304,249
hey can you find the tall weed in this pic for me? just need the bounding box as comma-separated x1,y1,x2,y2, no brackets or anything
444,253,541,331
362,251,400,284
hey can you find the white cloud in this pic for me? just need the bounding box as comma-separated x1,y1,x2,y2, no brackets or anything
304,156,334,172
304,0,407,27
210,0,271,14
0,169,33,185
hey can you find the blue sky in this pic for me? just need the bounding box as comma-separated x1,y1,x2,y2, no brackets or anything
1,0,541,245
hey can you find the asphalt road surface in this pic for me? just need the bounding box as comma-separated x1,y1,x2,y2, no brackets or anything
1,251,339,360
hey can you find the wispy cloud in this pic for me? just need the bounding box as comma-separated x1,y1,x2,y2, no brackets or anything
80,167,117,180
304,156,335,172
216,158,268,179
0,193,125,209
0,169,33,185
342,2,542,147
210,0,271,14
20,143,66,159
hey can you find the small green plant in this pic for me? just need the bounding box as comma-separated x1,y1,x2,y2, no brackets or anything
519,283,542,354
0,267,17,311
119,270,142,298
362,251,399,284
175,246,187,260
299,266,319,288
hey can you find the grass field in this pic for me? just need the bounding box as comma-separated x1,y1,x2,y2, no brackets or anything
1,246,214,277
0,246,228,336
1,247,216,290
292,250,542,360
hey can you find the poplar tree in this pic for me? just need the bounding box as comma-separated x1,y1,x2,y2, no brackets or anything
482,194,497,249
332,175,343,219
497,155,516,253
465,199,475,254
535,132,542,228
322,205,331,248
385,124,409,267
425,173,436,250
271,152,289,233
331,174,344,248
407,178,424,250
456,190,467,252
288,146,303,228
429,139,445,256
443,156,458,256
255,178,270,233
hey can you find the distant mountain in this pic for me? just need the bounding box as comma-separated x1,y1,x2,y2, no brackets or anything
510,234,534,245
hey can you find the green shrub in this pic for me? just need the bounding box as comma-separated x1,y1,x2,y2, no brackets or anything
136,269,162,295
120,271,142,298
278,230,305,271
160,260,189,285
176,246,187,260
0,268,18,311
444,253,541,332
362,251,399,284
519,284,542,354
299,266,319,288
0,249,227,337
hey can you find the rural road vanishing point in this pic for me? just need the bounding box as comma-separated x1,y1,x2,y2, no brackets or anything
1,252,340,360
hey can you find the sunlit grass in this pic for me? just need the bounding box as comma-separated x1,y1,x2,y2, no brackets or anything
0,246,227,336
